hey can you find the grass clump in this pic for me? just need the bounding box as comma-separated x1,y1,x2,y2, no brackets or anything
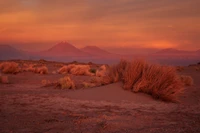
56,76,75,89
70,65,93,76
179,75,194,86
35,66,48,74
104,59,184,102
58,64,76,74
96,65,108,77
0,62,20,74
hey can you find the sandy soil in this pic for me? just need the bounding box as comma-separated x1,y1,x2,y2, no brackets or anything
1,62,200,133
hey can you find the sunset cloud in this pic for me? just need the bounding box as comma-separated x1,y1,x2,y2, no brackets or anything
0,0,199,51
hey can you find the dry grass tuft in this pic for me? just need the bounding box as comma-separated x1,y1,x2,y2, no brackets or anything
70,65,93,76
56,76,75,89
35,66,48,74
0,62,20,74
101,59,129,85
123,60,184,102
104,59,184,102
96,65,108,77
58,64,76,74
0,75,9,84
179,75,194,86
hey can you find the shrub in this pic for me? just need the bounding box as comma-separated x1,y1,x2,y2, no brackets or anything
35,66,48,74
0,62,20,74
70,65,93,76
100,59,129,84
58,64,76,74
56,76,75,89
0,75,9,84
122,60,184,102
179,75,194,86
96,65,108,77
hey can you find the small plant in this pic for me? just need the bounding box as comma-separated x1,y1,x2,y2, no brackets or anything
96,65,108,77
70,65,93,76
0,62,20,74
35,66,48,74
58,64,76,74
57,76,75,89
180,75,194,86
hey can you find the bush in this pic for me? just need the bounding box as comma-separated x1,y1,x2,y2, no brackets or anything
0,62,20,74
105,59,184,102
70,65,93,76
58,64,76,74
96,65,108,77
179,75,193,86
89,68,96,74
56,76,75,89
35,66,48,74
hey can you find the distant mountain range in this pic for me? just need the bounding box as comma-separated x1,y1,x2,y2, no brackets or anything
0,42,199,65
0,45,28,60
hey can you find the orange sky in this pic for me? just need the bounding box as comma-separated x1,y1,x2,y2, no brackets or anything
0,0,200,51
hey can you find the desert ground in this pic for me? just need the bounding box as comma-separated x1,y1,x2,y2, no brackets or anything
0,60,200,133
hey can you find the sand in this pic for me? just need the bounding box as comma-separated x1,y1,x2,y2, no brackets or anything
0,61,200,133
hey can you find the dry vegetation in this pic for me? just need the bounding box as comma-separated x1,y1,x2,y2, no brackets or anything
56,76,75,89
58,64,93,76
0,62,20,74
103,59,185,102
180,75,194,86
96,65,108,77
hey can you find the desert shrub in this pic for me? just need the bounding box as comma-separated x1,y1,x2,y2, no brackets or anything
56,76,75,89
0,75,9,84
35,66,48,74
0,62,20,74
100,59,129,84
96,65,108,77
179,75,194,86
122,60,184,102
70,65,93,76
58,64,76,74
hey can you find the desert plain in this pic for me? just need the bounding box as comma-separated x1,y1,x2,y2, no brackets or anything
0,59,200,133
